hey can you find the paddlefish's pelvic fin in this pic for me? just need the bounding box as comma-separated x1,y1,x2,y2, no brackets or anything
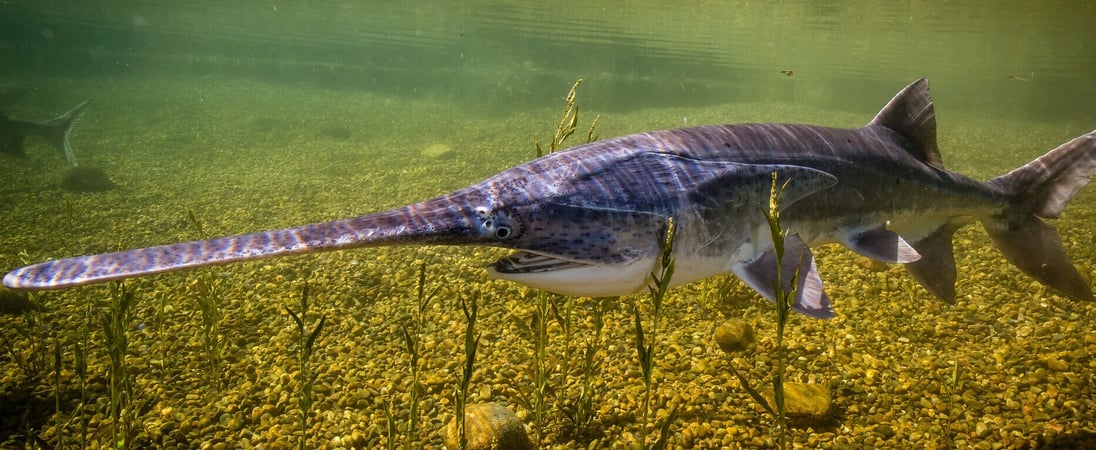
732,233,834,319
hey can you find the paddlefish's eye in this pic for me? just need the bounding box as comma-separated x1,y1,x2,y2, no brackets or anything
475,207,516,240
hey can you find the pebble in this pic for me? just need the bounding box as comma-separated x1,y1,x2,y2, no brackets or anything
1044,356,1069,372
713,319,755,354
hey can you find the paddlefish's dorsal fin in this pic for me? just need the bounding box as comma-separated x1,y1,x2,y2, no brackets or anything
868,78,943,169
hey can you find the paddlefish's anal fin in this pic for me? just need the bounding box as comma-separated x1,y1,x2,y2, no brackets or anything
903,224,959,303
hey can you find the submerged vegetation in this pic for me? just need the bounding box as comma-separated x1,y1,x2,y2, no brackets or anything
101,281,140,450
511,77,610,446
453,290,481,450
0,74,1093,449
390,262,436,449
285,280,326,450
728,174,802,448
185,209,224,393
632,217,679,449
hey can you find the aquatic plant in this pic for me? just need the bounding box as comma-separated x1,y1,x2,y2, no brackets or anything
454,293,481,450
507,290,554,443
762,173,795,449
632,217,678,449
724,173,800,449
285,280,326,450
51,340,62,449
1,252,48,380
74,304,91,450
185,209,224,391
396,262,437,449
63,196,76,229
383,400,398,450
549,296,574,430
536,291,553,443
0,297,46,380
942,358,964,447
101,281,137,449
533,78,599,158
154,290,169,387
188,276,223,391
518,77,602,444
510,259,551,443
565,296,609,431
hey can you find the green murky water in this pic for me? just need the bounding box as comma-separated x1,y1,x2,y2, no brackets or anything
1,1,1094,448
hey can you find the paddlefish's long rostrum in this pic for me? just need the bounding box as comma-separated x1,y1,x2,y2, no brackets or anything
5,79,1095,319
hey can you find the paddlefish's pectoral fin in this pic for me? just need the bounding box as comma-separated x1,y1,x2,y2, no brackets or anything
840,224,921,263
731,233,834,319
903,224,959,303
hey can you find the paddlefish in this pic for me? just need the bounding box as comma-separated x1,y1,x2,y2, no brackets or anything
0,100,90,166
4,79,1094,318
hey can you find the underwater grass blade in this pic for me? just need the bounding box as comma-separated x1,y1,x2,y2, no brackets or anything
633,217,676,448
52,339,63,449
102,281,136,450
531,290,550,444
5,252,48,380
383,399,397,450
75,303,91,450
534,78,600,157
455,293,481,450
185,208,206,239
185,210,224,392
563,296,609,431
525,78,604,443
397,323,420,448
286,280,326,450
154,289,170,387
396,261,437,449
651,406,679,450
761,172,797,449
580,298,609,425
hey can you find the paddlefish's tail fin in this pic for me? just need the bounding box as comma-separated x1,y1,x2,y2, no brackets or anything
983,130,1096,301
42,100,90,166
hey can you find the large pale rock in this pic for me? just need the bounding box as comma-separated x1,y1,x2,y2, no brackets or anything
765,382,833,422
422,143,454,159
443,402,533,450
